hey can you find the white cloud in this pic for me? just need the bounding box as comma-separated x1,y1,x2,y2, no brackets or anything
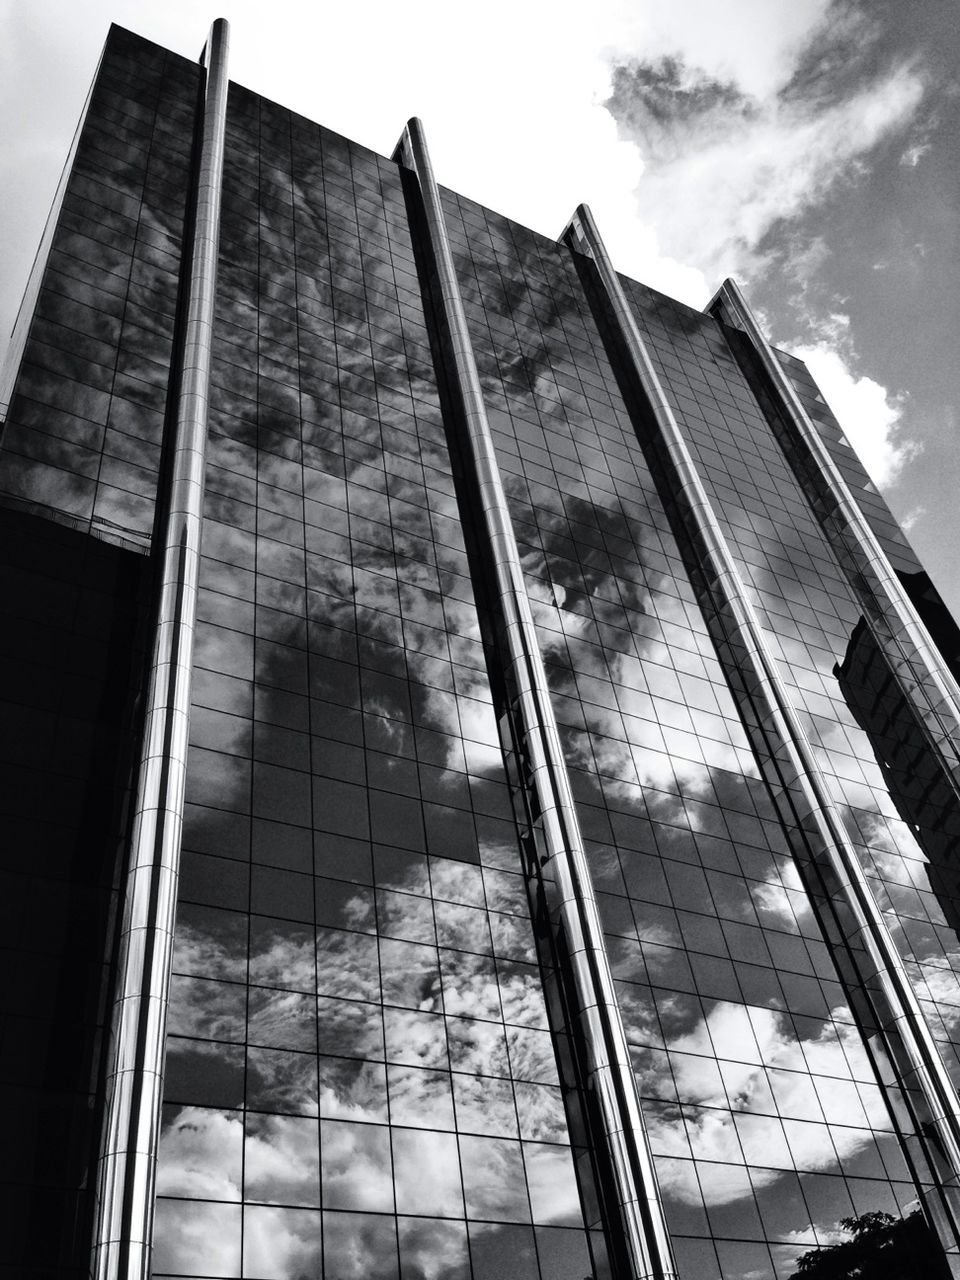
153,1198,242,1276
791,341,920,485
1,0,931,350
606,58,926,291
781,1223,847,1248
156,1107,243,1201
627,0,834,100
901,140,932,167
8,0,868,344
0,2,931,501
0,0,682,343
597,3,929,492
650,1001,883,1207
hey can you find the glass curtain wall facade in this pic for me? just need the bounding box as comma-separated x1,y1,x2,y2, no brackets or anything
4,21,960,1280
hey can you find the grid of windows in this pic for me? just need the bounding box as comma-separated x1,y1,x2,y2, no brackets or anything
151,89,597,1280
441,195,927,1278
619,277,960,1099
0,29,197,548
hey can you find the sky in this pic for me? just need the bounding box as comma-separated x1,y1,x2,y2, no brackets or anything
1,0,958,611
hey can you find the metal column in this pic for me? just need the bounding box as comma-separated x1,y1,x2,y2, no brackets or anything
93,19,230,1280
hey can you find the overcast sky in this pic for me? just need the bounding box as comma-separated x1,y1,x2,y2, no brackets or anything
2,0,958,612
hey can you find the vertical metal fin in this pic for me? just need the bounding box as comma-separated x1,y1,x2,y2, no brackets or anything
93,19,230,1280
396,121,678,1280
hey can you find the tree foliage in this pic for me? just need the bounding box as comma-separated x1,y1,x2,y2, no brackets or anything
790,1209,949,1280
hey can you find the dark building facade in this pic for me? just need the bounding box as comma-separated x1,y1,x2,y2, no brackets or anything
5,19,960,1280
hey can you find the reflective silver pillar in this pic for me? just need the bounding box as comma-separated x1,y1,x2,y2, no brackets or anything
93,19,230,1280
711,278,960,796
565,203,960,1263
396,122,677,1280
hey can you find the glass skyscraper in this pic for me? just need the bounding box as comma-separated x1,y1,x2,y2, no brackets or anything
5,19,960,1280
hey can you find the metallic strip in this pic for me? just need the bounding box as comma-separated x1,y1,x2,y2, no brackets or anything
92,20,230,1280
396,121,677,1280
565,203,960,1256
710,279,960,793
